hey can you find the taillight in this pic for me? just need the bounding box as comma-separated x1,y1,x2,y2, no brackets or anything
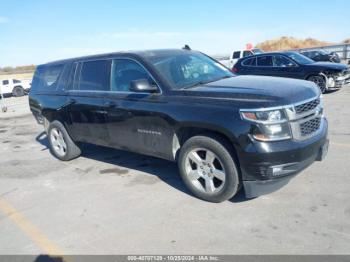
231,67,239,73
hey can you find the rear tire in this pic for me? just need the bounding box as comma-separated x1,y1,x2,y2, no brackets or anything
12,86,25,97
48,120,81,161
307,75,327,93
178,135,240,202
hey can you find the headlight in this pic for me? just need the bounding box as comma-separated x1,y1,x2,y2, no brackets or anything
240,109,291,141
241,109,287,122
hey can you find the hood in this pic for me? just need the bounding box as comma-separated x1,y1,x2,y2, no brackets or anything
306,62,347,71
181,75,320,108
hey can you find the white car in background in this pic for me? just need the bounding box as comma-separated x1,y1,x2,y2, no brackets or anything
229,48,264,68
0,78,31,97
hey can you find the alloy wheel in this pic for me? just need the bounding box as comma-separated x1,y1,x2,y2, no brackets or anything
50,128,67,157
184,148,226,194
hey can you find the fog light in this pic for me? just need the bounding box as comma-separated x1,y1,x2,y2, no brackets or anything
268,163,297,177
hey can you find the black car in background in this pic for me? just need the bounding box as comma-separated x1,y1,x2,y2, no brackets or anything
301,50,341,63
233,51,350,93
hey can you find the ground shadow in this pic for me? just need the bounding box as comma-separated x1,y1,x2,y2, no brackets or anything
325,89,340,94
79,142,192,197
36,132,251,202
36,131,50,150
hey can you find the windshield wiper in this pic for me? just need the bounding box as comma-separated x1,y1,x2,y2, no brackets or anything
181,75,233,90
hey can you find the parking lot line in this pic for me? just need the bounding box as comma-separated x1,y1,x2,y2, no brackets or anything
331,142,350,149
0,198,65,256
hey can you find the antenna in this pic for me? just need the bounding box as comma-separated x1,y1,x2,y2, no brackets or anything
183,45,191,50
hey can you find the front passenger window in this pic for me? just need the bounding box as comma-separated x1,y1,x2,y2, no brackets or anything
273,55,296,67
111,59,155,92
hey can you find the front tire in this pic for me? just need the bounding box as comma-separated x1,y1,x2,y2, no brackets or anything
12,86,25,97
307,75,327,93
178,135,240,202
48,120,81,161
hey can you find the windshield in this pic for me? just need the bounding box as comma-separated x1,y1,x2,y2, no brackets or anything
146,52,234,90
316,50,328,55
252,48,264,54
285,52,314,65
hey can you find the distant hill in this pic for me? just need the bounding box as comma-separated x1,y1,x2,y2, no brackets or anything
256,37,331,51
256,36,350,52
0,64,36,75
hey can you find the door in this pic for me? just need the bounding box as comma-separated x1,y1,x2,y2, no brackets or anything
254,55,275,76
105,58,173,159
271,55,302,79
67,59,111,146
1,79,11,94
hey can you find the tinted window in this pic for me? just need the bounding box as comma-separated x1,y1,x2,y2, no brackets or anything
243,51,253,57
2,80,9,85
242,57,256,66
233,51,241,59
111,59,154,92
273,55,295,67
57,63,75,91
78,60,111,91
31,64,64,92
257,56,273,67
13,79,21,83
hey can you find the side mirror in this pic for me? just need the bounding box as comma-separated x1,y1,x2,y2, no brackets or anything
130,79,158,93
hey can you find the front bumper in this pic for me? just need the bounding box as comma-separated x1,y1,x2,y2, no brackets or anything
239,118,328,198
332,74,350,88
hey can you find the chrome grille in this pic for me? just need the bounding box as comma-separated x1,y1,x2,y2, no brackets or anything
300,117,321,136
294,98,320,115
288,96,324,140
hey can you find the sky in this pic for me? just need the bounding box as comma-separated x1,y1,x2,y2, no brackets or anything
0,0,349,66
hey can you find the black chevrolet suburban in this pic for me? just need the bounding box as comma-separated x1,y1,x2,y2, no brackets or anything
29,49,329,202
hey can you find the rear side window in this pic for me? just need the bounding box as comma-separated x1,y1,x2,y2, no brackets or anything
242,57,256,66
78,60,111,91
232,51,241,59
2,80,9,85
31,64,64,92
257,56,273,67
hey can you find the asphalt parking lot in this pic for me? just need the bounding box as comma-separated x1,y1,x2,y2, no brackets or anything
0,87,350,255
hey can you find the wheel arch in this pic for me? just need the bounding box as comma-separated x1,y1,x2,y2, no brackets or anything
305,72,327,81
41,109,69,133
305,73,328,93
12,85,24,90
12,85,24,94
172,124,241,168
